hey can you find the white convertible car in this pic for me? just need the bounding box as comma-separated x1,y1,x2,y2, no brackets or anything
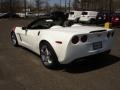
11,17,115,68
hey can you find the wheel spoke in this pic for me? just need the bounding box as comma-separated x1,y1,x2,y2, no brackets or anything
40,49,45,55
40,45,53,64
11,34,16,45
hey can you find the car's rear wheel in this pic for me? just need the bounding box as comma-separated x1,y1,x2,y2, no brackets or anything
11,32,18,46
88,19,94,24
40,42,60,69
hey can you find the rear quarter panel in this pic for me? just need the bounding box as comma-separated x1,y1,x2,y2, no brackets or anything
37,30,74,62
14,27,74,63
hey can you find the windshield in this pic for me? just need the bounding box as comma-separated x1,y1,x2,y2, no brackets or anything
82,12,88,15
112,13,120,17
28,19,53,29
70,12,74,15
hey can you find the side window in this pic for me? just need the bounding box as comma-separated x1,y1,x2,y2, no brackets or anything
82,12,88,15
70,12,74,15
28,20,52,29
30,20,45,29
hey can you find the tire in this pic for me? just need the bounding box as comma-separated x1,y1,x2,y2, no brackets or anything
40,42,60,69
90,19,95,24
75,18,80,23
11,32,18,46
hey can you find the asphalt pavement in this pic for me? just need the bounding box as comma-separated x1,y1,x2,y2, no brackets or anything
0,19,120,90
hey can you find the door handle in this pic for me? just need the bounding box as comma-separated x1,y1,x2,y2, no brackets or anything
38,31,40,36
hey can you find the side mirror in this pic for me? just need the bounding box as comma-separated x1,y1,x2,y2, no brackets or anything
22,26,27,30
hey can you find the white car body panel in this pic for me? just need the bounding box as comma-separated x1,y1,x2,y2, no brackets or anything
17,12,36,18
68,11,82,21
80,11,98,22
14,24,114,64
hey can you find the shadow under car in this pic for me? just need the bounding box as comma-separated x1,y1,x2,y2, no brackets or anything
62,54,120,73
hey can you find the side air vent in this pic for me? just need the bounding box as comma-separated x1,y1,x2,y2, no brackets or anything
90,30,106,33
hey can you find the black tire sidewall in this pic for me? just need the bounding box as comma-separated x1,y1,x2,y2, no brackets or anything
90,19,95,24
11,32,18,46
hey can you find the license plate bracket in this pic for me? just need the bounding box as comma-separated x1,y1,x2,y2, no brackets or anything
93,42,102,50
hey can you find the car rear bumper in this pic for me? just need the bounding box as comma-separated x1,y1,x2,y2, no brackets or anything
80,17,90,22
59,39,113,64
68,17,76,20
96,20,105,24
70,49,111,64
111,21,120,26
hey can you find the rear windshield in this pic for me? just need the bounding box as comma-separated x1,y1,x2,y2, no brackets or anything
70,12,74,15
82,12,88,15
112,13,120,16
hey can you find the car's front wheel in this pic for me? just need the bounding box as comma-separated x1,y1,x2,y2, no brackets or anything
11,32,18,46
40,42,60,69
75,18,80,23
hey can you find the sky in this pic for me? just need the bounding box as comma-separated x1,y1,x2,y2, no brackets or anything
28,0,73,6
49,0,70,6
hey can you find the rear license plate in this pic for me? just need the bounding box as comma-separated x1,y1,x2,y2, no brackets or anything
93,42,102,50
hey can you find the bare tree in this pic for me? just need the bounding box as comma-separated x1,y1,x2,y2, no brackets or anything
73,0,81,10
64,0,67,12
23,0,27,17
53,3,60,11
114,0,120,11
0,0,22,13
45,0,51,12
35,0,44,15
0,0,10,12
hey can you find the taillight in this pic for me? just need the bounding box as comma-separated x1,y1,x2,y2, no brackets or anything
115,18,119,21
71,36,79,44
81,35,88,43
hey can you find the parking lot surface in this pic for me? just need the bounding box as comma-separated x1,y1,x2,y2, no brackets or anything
0,19,120,90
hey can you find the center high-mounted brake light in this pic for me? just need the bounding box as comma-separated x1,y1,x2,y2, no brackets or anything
115,18,119,21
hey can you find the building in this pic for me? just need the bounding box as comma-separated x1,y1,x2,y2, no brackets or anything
80,0,113,11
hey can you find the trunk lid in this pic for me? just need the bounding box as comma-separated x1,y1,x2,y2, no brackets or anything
50,25,108,34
